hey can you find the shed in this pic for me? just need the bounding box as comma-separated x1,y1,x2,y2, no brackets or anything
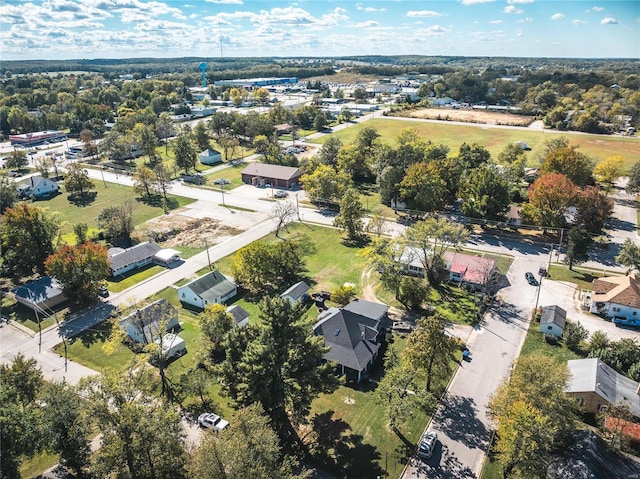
280,281,310,304
178,270,237,309
153,333,186,360
226,305,250,328
540,305,567,337
199,148,223,165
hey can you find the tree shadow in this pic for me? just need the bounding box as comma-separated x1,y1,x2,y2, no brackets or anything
340,235,370,248
408,441,476,479
432,393,489,451
308,411,384,479
67,191,97,206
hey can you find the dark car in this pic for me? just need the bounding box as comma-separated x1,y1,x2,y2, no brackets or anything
98,284,109,297
525,272,537,285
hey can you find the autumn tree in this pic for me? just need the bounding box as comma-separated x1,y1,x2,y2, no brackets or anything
594,155,624,192
0,173,18,213
199,303,235,362
218,296,336,450
574,186,614,234
399,161,448,212
404,217,470,282
459,164,511,220
96,200,135,245
1,202,60,276
616,239,640,275
520,173,578,228
333,188,365,240
64,162,95,199
626,161,640,194
301,164,351,203
45,241,110,304
540,145,593,187
133,164,155,198
404,314,459,393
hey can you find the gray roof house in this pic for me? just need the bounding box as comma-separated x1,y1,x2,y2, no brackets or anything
566,358,640,417
199,148,223,166
108,242,161,277
119,299,179,344
226,305,250,328
280,281,310,304
12,276,66,312
313,299,389,382
17,176,60,200
540,305,567,338
178,271,237,310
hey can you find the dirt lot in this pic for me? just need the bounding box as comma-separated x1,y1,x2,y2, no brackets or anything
400,107,534,126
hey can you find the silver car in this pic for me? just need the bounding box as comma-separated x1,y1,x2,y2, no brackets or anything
417,431,438,459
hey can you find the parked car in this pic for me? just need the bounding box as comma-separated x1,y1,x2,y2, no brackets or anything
183,174,205,185
213,178,230,185
525,272,537,285
417,431,438,459
98,284,109,298
198,413,229,432
274,190,288,198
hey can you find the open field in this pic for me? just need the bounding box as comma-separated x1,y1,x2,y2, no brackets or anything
311,118,640,169
402,107,534,126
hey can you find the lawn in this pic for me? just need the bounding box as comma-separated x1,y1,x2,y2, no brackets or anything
310,118,640,169
203,161,247,190
37,181,194,233
2,298,59,332
107,265,165,292
19,450,59,479
548,264,611,290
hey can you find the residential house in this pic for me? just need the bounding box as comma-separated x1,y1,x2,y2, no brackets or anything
313,299,389,382
120,299,179,344
241,163,303,189
12,276,66,312
199,148,223,166
154,333,186,359
178,270,237,310
432,96,455,106
108,242,161,277
539,305,567,338
274,123,293,135
506,206,522,227
566,358,640,417
280,281,310,304
590,275,640,321
444,251,497,290
226,305,250,328
17,176,59,199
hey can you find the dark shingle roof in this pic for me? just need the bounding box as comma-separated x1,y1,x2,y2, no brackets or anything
281,281,310,301
184,271,236,303
343,299,388,321
314,307,381,372
12,276,64,304
226,305,249,325
120,298,178,341
108,242,160,272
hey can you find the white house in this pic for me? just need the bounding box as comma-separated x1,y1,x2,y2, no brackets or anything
590,275,640,321
178,271,237,309
108,242,161,277
280,281,310,304
154,333,186,359
119,299,179,344
540,305,566,338
199,148,223,166
17,176,59,199
506,206,522,227
432,96,455,106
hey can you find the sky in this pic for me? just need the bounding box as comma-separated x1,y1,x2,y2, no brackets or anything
1,0,638,61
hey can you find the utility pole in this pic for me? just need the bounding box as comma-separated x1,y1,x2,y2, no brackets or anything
220,183,225,206
205,238,212,271
295,193,300,220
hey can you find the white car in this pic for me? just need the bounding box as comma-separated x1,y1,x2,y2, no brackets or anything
417,431,438,459
198,412,229,432
274,190,288,198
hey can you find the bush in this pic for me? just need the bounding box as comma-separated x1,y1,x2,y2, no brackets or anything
331,284,356,306
397,277,429,311
564,321,588,352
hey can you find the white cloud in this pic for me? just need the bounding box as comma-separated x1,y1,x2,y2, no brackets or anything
592,6,604,12
601,17,618,24
504,6,524,14
206,0,243,4
517,17,533,23
406,11,442,18
550,13,565,21
354,20,379,28
490,20,503,24
461,0,495,5
421,25,448,35
572,19,587,26
363,7,386,13
507,0,534,3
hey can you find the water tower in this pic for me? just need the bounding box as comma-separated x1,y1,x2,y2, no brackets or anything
199,62,207,88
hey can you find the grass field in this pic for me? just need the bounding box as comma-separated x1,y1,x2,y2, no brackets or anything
547,264,610,290
310,118,640,170
37,181,194,233
204,161,246,190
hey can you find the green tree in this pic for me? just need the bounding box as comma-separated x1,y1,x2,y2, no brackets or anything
272,200,298,237
133,164,156,198
153,163,172,205
157,112,176,154
362,237,405,299
133,122,158,163
317,136,342,166
301,164,351,203
189,403,303,479
333,188,365,240
96,200,135,245
199,303,235,362
404,217,470,282
218,296,336,449
173,130,197,174
459,164,511,220
399,161,447,212
588,330,610,353
0,173,18,213
1,202,60,275
565,227,591,271
6,150,28,170
64,162,95,199
80,366,187,479
192,121,211,151
231,240,307,296
403,315,458,392
456,142,491,170
616,238,640,275
397,276,429,311
563,321,588,352
40,381,91,476
375,349,419,432
337,143,372,181
45,241,110,304
73,222,88,243
331,284,356,306
625,161,640,194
